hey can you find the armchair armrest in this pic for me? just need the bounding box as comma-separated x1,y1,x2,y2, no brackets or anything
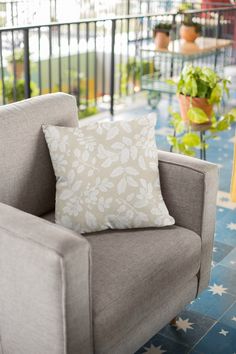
158,151,218,294
0,203,93,354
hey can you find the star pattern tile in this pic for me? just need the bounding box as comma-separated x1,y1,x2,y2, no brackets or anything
208,283,228,296
175,317,194,333
210,265,236,296
217,191,236,210
227,223,236,231
219,329,229,336
219,303,236,330
193,322,236,353
220,248,236,270
144,344,167,353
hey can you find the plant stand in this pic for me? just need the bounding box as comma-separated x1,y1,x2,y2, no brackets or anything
170,125,208,160
200,131,206,160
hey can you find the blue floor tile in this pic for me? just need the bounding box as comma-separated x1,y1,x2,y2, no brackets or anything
159,310,215,348
213,241,234,264
193,322,236,354
216,207,228,221
214,233,236,251
134,333,190,354
210,265,236,296
220,302,236,330
187,287,236,320
220,248,236,270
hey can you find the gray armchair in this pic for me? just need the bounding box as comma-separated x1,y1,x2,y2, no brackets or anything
0,93,218,354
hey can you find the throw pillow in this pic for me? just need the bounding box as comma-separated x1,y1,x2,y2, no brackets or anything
43,116,174,233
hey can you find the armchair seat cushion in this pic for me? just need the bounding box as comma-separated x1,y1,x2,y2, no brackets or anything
41,211,201,353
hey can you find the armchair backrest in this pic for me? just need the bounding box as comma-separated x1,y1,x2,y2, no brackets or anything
0,93,78,216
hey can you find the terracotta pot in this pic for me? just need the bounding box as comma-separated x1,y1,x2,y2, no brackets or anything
154,31,170,50
180,24,199,43
8,62,24,80
178,94,213,128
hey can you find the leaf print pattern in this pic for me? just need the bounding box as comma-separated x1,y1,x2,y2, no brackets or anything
43,116,174,233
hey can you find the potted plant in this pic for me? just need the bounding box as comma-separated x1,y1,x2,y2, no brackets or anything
178,3,201,42
7,49,24,80
168,65,230,128
0,77,39,104
167,107,236,157
152,23,172,50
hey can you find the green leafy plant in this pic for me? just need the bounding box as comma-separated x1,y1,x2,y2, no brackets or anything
0,77,39,103
119,60,154,95
177,3,201,31
167,107,236,157
167,65,230,124
7,48,24,64
178,3,193,12
167,65,235,156
167,109,202,156
153,23,172,36
176,65,229,100
78,105,99,119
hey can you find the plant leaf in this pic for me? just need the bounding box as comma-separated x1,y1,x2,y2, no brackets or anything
167,135,177,146
209,84,222,104
216,116,231,131
182,132,201,147
227,108,236,123
175,120,185,134
166,79,177,86
187,107,209,124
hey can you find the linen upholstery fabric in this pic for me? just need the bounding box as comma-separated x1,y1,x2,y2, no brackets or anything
41,209,201,354
85,226,201,354
0,93,78,216
158,151,218,294
109,277,198,354
0,202,93,354
43,117,174,233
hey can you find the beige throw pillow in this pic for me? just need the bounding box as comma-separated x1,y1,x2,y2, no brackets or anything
43,116,174,233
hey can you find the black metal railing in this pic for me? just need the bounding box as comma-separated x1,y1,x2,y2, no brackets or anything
0,5,236,116
0,0,235,27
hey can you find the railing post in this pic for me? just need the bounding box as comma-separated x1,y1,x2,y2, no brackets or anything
0,33,6,104
127,0,130,15
110,19,116,117
170,13,176,77
214,10,221,69
23,28,31,99
216,10,221,39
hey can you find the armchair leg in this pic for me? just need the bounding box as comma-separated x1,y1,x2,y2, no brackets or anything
170,317,177,326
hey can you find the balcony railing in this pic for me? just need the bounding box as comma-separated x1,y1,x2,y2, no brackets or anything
0,5,236,116
0,0,235,27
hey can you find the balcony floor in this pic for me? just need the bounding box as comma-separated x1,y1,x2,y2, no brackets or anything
86,89,236,354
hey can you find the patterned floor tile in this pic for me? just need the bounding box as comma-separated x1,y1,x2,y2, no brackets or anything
159,310,215,348
187,287,236,320
215,215,236,247
134,333,189,354
216,207,228,221
217,192,236,210
220,302,236,330
210,265,236,296
220,248,236,270
213,241,234,264
192,322,236,354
